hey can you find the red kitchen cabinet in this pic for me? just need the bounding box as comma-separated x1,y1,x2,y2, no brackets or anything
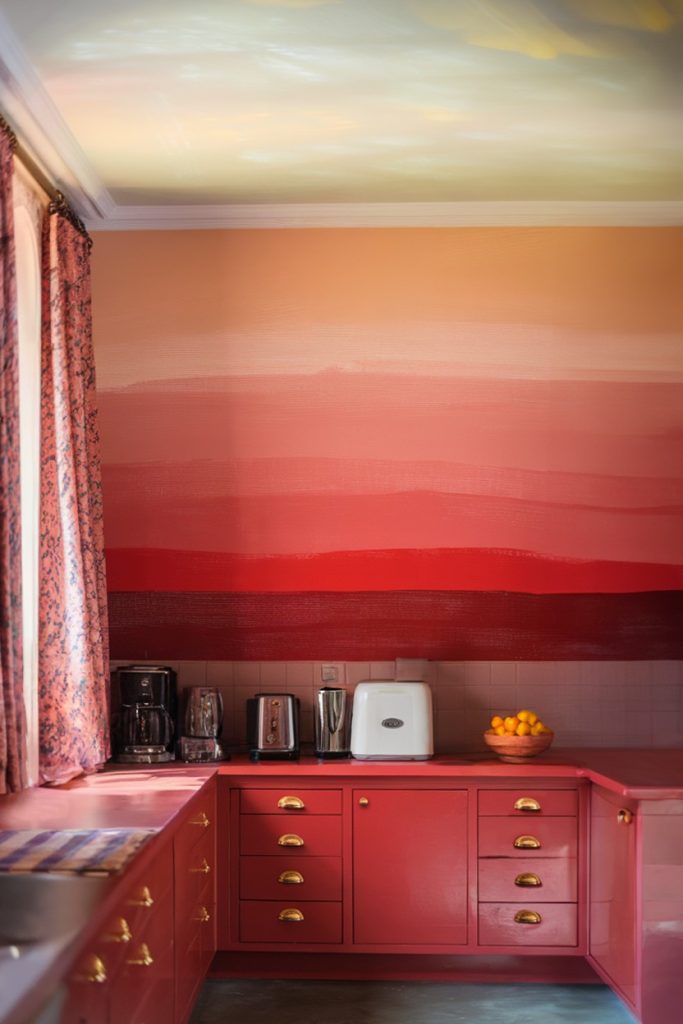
174,780,217,1024
352,789,468,946
62,842,174,1024
589,787,637,1015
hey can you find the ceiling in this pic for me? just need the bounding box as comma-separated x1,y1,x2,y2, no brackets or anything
1,0,682,228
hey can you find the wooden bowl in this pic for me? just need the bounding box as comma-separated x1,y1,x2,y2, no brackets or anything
483,729,554,763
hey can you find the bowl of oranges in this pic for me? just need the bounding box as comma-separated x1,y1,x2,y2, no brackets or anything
483,709,553,763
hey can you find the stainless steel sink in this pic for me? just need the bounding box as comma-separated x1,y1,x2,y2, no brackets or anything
0,871,109,944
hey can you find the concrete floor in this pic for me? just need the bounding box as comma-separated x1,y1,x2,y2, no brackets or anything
190,980,636,1024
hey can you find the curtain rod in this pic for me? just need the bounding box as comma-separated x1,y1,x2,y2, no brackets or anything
1,112,92,248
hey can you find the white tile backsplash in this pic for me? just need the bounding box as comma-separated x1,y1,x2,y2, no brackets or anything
110,658,683,754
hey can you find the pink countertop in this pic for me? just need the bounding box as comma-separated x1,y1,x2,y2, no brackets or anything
0,765,216,831
215,749,683,800
1,752,681,835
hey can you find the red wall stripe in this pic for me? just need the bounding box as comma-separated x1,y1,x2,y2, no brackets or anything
107,590,683,661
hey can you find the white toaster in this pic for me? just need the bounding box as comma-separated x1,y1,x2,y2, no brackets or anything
350,681,433,760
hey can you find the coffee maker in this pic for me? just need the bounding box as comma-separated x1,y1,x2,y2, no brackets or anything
114,665,177,763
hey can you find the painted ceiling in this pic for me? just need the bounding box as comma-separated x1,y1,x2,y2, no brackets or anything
0,0,682,211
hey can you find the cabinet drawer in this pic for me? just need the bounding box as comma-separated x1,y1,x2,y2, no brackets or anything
240,814,342,857
478,857,577,902
479,789,578,817
479,818,577,858
240,788,342,815
240,855,342,901
478,902,577,947
239,901,342,944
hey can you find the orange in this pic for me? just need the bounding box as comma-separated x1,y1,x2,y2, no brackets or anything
490,715,504,729
516,722,531,736
517,709,531,723
504,715,519,733
494,724,506,736
530,722,544,736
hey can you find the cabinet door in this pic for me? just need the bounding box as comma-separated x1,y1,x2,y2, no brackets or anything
353,789,468,946
589,788,637,1009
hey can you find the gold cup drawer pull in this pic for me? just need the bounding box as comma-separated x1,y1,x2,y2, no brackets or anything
514,797,541,813
190,858,211,875
194,906,211,923
513,834,542,850
514,910,542,925
190,811,211,828
278,908,305,923
75,954,108,984
105,917,132,943
514,872,542,888
127,885,154,908
126,943,154,967
278,870,305,885
278,795,305,810
278,833,305,847
618,809,633,826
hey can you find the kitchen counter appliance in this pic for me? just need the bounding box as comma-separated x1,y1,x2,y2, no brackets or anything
314,687,351,759
350,680,433,760
247,693,299,761
113,665,177,763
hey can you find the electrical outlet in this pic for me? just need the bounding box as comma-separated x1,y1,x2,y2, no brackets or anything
321,664,339,683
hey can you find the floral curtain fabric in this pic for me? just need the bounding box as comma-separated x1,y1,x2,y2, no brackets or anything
0,124,27,795
38,208,110,784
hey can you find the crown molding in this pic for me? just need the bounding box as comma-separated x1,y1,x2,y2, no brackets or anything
0,9,115,221
90,199,683,231
2,12,682,232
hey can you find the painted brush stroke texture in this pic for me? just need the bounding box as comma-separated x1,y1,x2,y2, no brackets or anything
92,227,683,658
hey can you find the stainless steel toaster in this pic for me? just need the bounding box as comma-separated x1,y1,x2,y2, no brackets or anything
247,693,299,761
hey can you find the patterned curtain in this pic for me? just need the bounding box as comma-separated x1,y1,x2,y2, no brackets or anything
38,202,110,784
0,121,27,795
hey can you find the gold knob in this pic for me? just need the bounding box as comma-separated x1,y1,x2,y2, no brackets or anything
514,797,541,813
514,873,542,888
75,954,108,984
278,908,304,922
194,906,211,923
278,833,304,847
105,917,132,943
514,910,542,925
190,811,210,828
127,886,154,908
190,858,211,875
359,797,369,807
513,835,542,849
617,809,633,826
126,943,154,967
278,796,305,810
278,870,305,885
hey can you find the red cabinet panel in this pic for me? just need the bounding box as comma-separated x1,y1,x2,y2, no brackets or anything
240,814,342,857
478,903,577,947
240,855,342,901
479,817,577,859
478,790,578,817
589,788,637,1009
353,789,468,946
478,857,577,902
240,789,342,815
240,901,342,944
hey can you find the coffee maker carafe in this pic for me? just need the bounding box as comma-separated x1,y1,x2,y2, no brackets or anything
114,665,177,763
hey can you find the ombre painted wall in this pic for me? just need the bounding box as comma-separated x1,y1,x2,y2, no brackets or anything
91,227,683,660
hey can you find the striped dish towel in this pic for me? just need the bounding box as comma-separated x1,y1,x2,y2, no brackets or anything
0,829,156,875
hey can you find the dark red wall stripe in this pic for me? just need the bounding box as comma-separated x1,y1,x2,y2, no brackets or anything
107,590,683,661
